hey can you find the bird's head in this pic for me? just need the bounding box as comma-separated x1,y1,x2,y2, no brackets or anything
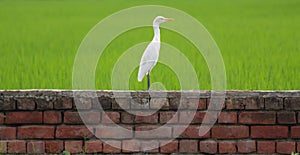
153,16,173,26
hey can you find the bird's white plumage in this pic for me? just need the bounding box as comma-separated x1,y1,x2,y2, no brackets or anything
137,16,172,83
138,41,160,81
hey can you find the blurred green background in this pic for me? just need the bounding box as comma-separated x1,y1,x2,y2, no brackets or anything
0,0,299,90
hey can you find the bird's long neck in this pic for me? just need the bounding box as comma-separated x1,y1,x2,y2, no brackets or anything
153,25,160,42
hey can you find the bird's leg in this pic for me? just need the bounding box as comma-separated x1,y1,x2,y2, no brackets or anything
147,72,150,90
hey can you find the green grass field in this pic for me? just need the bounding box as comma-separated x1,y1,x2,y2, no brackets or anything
0,0,299,90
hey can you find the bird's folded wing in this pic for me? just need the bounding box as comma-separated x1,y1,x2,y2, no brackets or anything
137,60,157,82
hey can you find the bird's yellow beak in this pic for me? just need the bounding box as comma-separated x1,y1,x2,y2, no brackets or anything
165,18,174,21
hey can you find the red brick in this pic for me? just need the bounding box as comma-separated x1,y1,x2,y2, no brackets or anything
298,112,300,123
8,141,26,153
150,98,169,110
265,97,283,110
18,126,54,139
291,126,300,138
284,97,300,110
95,126,133,139
160,111,178,123
219,141,236,153
5,112,42,124
245,97,264,109
103,141,121,153
239,112,275,124
238,140,256,153
173,125,210,139
0,113,5,124
74,97,92,109
179,140,198,153
112,98,130,109
0,127,16,139
135,126,171,139
0,98,15,110
36,98,53,110
65,140,83,153
257,141,275,154
160,140,178,153
226,98,245,110
135,112,158,123
54,97,73,109
298,142,300,153
218,112,237,124
0,141,7,153
179,111,204,124
56,126,93,139
276,141,295,154
45,141,63,153
212,126,249,139
85,140,102,153
27,141,45,154
199,140,217,154
198,98,207,109
141,140,159,152
251,126,288,138
64,111,100,124
44,111,62,124
181,98,202,109
169,97,180,109
122,140,140,152
97,96,112,110
277,112,296,124
16,98,35,110
121,112,135,123
102,112,120,124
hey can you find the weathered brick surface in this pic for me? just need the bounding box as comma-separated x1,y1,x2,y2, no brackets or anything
27,141,45,154
18,126,54,139
36,98,53,110
0,127,16,139
141,140,159,152
219,141,236,153
64,140,83,153
103,141,121,153
85,140,102,153
199,140,217,154
8,141,26,153
5,112,42,124
122,140,140,152
16,98,35,110
0,141,7,153
291,126,300,138
54,97,73,109
257,141,275,154
284,97,300,110
218,112,237,124
238,140,256,153
45,141,63,153
239,112,276,124
265,97,283,110
0,90,299,154
212,126,249,139
0,98,15,110
44,111,61,124
276,141,295,154
179,140,198,153
251,126,288,138
277,112,296,124
160,111,178,123
160,140,178,153
56,126,93,139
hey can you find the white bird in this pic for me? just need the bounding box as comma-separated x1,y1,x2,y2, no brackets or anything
138,16,173,90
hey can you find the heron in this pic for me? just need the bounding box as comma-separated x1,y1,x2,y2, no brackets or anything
137,16,173,90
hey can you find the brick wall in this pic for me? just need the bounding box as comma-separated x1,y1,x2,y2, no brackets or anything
0,90,299,154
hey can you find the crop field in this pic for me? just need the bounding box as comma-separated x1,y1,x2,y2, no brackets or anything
0,0,299,90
